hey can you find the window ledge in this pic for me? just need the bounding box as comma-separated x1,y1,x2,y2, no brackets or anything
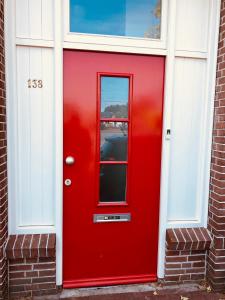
5,233,56,259
166,228,212,251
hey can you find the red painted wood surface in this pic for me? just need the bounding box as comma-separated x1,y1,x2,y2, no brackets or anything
63,50,165,288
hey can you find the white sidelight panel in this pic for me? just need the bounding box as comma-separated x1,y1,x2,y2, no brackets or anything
16,46,54,227
167,57,206,222
16,0,54,40
175,0,210,52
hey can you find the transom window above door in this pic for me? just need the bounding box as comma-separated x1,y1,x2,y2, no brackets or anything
69,0,162,39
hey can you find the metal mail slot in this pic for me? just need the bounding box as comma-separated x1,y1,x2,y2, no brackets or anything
93,213,131,223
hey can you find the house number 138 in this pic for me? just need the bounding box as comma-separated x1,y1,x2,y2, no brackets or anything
28,79,43,88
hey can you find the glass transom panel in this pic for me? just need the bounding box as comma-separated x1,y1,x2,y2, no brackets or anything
70,0,161,39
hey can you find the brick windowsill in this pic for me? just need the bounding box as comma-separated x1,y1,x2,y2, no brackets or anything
5,234,56,259
165,227,212,283
166,228,212,251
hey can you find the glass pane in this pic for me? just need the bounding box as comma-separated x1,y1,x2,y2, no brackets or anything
101,122,128,161
70,0,161,39
101,77,129,119
100,165,127,202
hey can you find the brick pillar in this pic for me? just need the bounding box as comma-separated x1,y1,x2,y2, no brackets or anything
0,0,7,299
165,228,211,283
5,234,57,298
207,0,225,292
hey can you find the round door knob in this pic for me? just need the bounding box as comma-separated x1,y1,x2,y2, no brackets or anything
65,156,75,165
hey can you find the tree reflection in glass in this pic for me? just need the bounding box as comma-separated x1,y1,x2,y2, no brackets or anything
70,0,161,39
101,76,129,119
99,76,129,203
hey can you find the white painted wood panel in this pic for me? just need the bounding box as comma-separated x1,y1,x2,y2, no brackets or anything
29,0,42,40
175,0,210,52
16,46,54,227
42,0,54,40
16,0,29,38
16,0,54,40
167,57,206,222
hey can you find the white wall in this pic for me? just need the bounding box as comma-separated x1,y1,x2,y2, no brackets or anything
6,0,56,233
166,0,216,225
16,46,54,227
157,0,219,278
168,58,206,222
175,0,210,52
16,0,53,40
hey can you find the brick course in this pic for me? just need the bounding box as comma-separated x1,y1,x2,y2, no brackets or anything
166,228,212,251
165,248,207,283
8,257,57,298
5,234,57,299
165,228,212,283
0,0,7,298
5,234,56,260
207,0,225,292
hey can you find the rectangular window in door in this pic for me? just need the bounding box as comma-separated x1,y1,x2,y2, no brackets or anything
98,74,132,204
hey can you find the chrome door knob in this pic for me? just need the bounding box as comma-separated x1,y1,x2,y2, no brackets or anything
65,156,75,165
65,179,72,186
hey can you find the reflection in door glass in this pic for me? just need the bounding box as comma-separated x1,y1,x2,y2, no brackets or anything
70,0,161,39
101,77,129,118
100,122,128,161
100,165,127,202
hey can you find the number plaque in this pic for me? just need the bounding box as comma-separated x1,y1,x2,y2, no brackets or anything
28,79,43,88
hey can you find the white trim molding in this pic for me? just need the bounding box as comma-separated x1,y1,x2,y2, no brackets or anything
54,0,64,286
201,0,221,228
5,0,18,235
157,0,177,279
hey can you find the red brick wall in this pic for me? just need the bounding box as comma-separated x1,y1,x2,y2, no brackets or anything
9,257,56,298
0,0,7,298
165,248,206,282
165,228,212,283
5,234,57,298
207,0,225,291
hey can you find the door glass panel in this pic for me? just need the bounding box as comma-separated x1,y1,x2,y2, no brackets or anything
99,75,130,204
101,77,129,119
100,122,128,161
100,165,127,202
70,0,161,39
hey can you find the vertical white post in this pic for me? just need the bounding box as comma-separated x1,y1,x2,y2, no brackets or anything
157,0,177,278
201,0,221,227
5,0,18,234
54,0,63,286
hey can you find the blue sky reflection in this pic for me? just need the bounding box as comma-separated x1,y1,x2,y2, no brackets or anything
101,77,129,119
70,0,161,39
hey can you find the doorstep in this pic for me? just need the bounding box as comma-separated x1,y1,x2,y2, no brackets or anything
33,283,225,300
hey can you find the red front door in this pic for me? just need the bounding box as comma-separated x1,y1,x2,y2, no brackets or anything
63,50,164,288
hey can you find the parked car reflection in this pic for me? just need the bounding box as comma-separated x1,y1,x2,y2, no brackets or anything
100,122,128,202
100,122,128,161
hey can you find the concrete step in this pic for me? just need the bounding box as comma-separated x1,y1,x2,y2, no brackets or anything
33,283,225,300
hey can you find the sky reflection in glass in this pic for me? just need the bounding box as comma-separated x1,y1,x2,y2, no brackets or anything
70,0,161,39
101,77,129,119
